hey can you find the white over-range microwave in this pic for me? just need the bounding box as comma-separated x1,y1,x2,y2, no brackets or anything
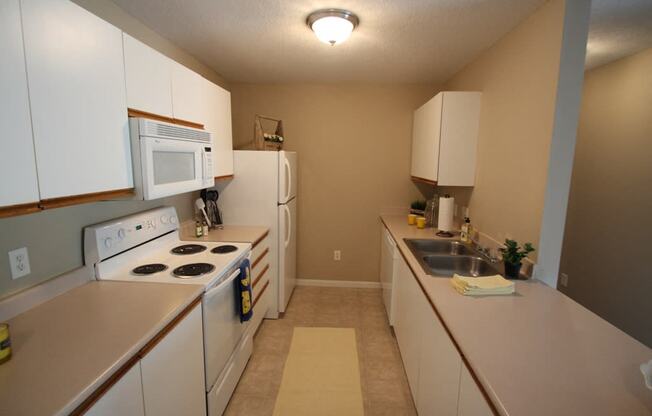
129,118,214,200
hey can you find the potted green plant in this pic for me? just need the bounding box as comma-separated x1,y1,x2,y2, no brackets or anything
499,239,535,279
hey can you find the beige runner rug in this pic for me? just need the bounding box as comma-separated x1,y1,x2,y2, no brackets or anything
273,327,364,416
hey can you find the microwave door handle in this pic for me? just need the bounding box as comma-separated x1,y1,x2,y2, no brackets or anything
205,268,241,297
202,149,209,179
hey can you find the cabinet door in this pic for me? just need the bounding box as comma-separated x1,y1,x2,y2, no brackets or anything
394,256,423,400
438,92,481,186
21,0,132,200
86,363,145,416
0,0,39,207
458,364,493,416
411,93,442,182
123,33,174,117
417,301,463,416
171,61,205,124
141,304,207,416
203,79,234,178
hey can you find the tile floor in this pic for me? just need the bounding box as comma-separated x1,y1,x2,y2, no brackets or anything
224,286,417,416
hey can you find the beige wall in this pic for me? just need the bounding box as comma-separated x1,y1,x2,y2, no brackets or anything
72,0,229,89
559,48,652,347
440,0,567,257
230,84,435,282
0,0,229,298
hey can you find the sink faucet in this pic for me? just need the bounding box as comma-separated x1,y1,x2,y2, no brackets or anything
475,244,500,263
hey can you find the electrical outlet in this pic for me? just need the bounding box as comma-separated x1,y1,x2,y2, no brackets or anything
559,272,569,287
333,250,341,261
8,247,31,280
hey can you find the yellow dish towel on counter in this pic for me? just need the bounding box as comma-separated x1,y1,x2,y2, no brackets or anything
451,274,515,296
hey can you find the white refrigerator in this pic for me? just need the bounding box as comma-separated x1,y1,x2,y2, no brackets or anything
215,150,297,317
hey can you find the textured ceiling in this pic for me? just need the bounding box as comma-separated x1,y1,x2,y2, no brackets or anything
586,0,652,69
109,0,547,84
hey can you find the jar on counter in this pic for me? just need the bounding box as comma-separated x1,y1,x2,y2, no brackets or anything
0,323,11,365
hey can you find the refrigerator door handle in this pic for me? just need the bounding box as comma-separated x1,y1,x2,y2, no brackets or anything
283,156,292,202
283,204,291,248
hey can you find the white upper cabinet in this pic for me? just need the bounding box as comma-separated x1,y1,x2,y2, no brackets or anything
0,0,40,207
21,0,132,200
171,61,206,125
202,79,234,178
123,33,174,118
411,92,481,186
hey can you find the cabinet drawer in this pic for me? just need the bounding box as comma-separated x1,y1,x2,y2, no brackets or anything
251,233,270,261
252,246,269,272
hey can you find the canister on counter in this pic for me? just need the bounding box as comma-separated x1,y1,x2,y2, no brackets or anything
0,323,11,365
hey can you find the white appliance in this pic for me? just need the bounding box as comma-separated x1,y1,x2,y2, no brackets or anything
215,150,297,316
129,118,214,200
380,226,400,326
84,206,252,416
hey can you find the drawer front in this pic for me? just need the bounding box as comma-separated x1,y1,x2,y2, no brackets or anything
251,279,270,333
251,234,269,263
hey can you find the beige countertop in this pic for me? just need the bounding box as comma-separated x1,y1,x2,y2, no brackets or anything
381,214,652,416
0,281,203,416
181,223,269,246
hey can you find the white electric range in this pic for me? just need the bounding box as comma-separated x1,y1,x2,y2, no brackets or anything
84,206,253,416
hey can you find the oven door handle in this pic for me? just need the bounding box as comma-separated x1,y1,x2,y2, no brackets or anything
205,268,241,297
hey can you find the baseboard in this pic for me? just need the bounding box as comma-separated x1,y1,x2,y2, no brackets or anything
296,279,381,289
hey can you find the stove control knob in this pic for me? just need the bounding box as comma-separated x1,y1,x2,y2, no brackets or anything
170,216,178,224
160,215,168,224
117,229,126,240
103,237,113,249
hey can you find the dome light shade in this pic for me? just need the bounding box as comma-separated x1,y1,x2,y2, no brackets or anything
307,9,359,46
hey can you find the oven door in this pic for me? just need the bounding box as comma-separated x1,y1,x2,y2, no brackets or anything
202,265,249,391
140,136,214,200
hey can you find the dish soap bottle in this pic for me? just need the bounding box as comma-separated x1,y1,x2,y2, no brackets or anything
461,217,472,243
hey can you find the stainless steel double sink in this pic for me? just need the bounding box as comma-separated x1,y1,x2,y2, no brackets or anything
404,239,502,278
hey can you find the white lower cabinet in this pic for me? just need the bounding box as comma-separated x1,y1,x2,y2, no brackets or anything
391,230,493,415
86,363,145,416
458,365,494,416
87,304,206,416
417,301,462,416
394,255,426,400
141,304,207,416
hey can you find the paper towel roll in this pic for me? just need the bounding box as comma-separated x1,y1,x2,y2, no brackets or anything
437,196,455,232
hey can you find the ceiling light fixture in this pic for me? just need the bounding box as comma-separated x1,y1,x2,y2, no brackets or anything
307,9,359,46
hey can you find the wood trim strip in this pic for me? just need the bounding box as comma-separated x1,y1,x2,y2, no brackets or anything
411,175,437,186
39,188,134,210
214,174,234,181
127,108,204,130
252,230,270,249
253,280,270,307
0,202,41,218
252,264,269,288
252,248,269,269
382,218,500,416
70,295,202,416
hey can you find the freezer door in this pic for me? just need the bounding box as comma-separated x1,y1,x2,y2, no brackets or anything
278,151,298,203
278,198,297,312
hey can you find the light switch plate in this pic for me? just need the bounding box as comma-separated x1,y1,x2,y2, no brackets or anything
8,247,31,280
559,272,569,287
